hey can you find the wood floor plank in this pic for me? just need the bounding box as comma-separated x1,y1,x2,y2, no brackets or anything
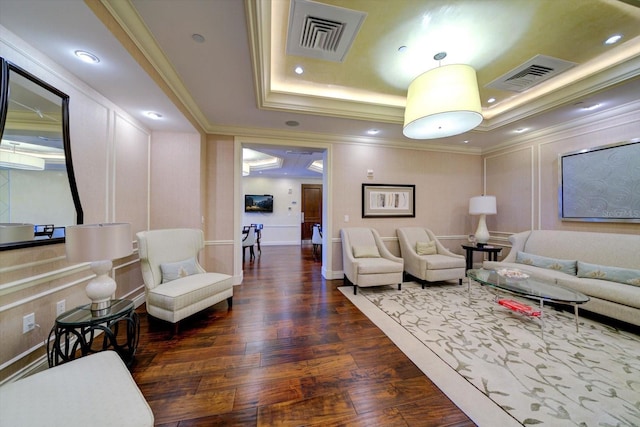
131,245,474,426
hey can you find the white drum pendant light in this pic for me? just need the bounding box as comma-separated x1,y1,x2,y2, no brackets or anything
403,52,483,139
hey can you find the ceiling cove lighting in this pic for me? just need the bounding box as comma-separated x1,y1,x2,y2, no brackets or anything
0,145,45,170
74,50,100,64
403,52,482,139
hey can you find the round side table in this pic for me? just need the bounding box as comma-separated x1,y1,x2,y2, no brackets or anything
47,299,140,368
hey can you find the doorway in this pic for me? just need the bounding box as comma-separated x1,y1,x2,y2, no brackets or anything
301,183,322,241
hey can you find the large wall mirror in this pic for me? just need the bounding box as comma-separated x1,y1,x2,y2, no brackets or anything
0,57,82,250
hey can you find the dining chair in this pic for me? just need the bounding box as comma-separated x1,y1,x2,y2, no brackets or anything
250,223,262,254
311,224,322,259
242,225,257,262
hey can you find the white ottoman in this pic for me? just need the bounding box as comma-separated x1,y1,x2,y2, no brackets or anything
0,351,153,427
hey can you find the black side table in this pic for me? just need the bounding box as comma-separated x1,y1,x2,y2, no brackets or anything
462,244,503,273
47,299,140,368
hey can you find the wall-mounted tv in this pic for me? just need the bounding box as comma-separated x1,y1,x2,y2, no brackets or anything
245,194,273,213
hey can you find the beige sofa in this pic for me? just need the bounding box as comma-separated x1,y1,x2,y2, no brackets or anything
483,230,640,326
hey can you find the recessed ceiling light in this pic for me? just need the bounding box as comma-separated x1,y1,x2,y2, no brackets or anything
294,66,304,75
398,46,407,53
514,128,528,133
581,103,601,111
604,34,622,45
74,50,100,64
192,33,205,43
487,97,496,103
285,120,299,127
463,140,469,144
145,111,163,120
367,129,380,135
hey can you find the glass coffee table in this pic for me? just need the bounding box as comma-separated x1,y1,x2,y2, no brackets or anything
466,268,590,334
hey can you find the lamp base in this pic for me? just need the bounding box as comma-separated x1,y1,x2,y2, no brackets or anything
475,214,490,245
86,260,117,316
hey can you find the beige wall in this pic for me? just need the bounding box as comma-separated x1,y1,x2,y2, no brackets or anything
149,131,202,230
484,102,640,248
329,143,482,274
203,135,235,276
0,27,156,381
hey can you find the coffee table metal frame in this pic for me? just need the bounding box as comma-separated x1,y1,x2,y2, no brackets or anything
466,269,590,336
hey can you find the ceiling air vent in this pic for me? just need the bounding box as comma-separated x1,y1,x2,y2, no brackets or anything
486,54,577,93
286,0,367,62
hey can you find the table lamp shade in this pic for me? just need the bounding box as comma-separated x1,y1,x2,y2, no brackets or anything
65,223,132,313
65,223,132,262
469,196,497,245
469,196,497,215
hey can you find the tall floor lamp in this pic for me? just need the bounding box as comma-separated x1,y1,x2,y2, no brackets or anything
65,223,132,314
469,196,497,247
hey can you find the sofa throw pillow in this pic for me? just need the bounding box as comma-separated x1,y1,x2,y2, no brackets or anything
353,245,381,258
516,251,577,275
416,241,437,255
577,261,640,287
160,257,199,283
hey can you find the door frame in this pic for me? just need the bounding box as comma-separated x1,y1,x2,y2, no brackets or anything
233,137,332,280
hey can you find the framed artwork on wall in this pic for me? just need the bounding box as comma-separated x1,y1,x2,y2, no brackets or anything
362,184,415,218
559,140,640,223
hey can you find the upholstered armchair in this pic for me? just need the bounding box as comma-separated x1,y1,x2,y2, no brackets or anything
396,227,465,288
341,227,404,294
136,228,233,333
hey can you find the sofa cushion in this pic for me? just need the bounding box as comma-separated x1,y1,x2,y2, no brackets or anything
357,257,403,275
516,251,577,275
424,254,465,270
160,257,199,283
416,241,437,255
577,261,640,287
557,276,640,310
148,272,233,311
482,261,571,283
353,245,381,258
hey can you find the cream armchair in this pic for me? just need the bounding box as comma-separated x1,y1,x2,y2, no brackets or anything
136,228,233,333
341,227,404,294
397,227,465,288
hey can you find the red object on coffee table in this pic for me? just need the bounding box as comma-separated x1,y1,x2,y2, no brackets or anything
498,299,541,317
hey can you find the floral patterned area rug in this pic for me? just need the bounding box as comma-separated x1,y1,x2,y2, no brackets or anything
339,281,640,427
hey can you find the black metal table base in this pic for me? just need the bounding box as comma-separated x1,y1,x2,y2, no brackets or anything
47,306,140,368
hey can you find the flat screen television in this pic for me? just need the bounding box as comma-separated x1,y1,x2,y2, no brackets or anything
245,194,273,213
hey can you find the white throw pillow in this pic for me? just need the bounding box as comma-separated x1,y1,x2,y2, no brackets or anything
352,245,381,258
160,257,199,283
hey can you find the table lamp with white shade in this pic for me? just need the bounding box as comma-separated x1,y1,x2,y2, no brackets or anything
65,223,132,314
469,196,497,247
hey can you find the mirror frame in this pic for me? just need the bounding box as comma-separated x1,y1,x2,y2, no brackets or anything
0,57,83,250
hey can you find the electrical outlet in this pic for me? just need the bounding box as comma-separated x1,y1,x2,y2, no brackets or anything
23,313,35,334
56,300,66,316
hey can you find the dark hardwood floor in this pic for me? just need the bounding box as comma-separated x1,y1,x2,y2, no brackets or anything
131,245,475,426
